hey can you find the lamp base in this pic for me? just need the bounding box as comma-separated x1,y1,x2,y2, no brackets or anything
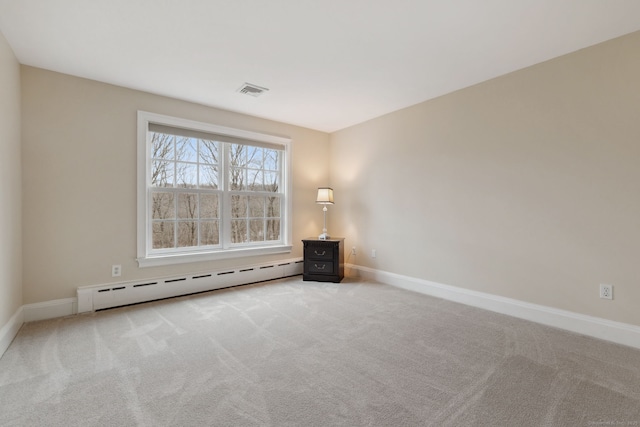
318,233,330,240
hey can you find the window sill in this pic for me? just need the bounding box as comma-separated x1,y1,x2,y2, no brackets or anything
137,245,293,268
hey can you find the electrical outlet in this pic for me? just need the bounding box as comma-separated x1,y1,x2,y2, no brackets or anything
599,284,613,300
371,249,377,258
112,264,122,277
351,247,356,256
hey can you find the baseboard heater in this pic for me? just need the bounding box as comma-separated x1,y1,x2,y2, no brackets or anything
77,258,304,313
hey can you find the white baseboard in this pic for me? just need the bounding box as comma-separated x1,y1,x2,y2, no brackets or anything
348,264,640,351
23,298,77,322
1,299,76,359
0,306,24,359
7,264,636,358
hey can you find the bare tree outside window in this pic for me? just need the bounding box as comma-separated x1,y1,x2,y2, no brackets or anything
229,144,281,244
150,133,221,250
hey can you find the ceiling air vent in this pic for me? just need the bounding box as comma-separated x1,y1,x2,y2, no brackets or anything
237,82,269,97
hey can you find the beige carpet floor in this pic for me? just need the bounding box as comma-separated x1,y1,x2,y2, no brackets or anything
1,277,640,426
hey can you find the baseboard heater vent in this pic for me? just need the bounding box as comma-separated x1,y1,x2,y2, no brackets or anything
77,257,303,313
133,282,158,288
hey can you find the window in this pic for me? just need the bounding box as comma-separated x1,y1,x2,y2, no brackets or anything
137,111,292,267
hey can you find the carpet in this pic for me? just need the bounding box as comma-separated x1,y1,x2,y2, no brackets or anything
1,277,639,426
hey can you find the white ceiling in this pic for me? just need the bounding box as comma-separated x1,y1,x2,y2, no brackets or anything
2,1,640,133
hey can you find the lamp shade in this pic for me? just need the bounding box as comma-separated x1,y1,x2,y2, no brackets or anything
316,187,334,204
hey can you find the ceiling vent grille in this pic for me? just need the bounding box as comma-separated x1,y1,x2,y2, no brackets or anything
237,82,269,97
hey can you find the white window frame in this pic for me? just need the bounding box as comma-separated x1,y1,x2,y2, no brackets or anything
137,111,292,267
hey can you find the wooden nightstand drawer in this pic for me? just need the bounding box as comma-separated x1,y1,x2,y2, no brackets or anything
308,260,335,274
304,245,334,260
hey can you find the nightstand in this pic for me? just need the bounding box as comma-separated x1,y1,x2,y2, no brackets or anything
302,238,344,283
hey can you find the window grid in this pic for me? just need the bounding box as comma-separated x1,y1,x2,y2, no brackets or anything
226,143,282,245
151,190,221,250
150,133,221,251
138,111,291,266
148,133,283,253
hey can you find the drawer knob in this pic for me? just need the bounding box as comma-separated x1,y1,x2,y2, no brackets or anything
314,264,326,270
314,250,326,256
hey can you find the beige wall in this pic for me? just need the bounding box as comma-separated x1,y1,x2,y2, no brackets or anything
330,31,640,326
15,30,640,329
0,31,22,327
21,67,330,304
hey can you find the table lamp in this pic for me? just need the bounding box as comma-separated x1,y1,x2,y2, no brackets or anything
316,187,334,239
